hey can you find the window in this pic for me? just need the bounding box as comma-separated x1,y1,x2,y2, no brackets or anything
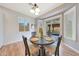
18,17,29,32
64,6,76,41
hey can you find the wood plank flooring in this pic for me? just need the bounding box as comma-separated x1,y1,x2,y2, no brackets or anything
0,41,25,56
0,41,79,56
62,43,79,56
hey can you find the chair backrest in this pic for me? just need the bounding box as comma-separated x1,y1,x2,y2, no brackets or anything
22,36,30,56
55,36,62,56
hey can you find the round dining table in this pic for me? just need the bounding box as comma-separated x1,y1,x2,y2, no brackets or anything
30,37,55,56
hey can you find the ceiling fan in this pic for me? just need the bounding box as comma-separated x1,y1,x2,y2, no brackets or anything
28,3,40,15
29,3,38,7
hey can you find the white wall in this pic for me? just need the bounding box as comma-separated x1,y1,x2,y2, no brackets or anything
0,13,4,47
36,4,79,52
0,6,35,46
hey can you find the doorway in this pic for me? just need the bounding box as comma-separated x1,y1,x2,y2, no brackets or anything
39,15,62,37
45,16,61,36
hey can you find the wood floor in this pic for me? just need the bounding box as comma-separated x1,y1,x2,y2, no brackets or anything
62,43,79,56
0,41,79,56
0,41,25,56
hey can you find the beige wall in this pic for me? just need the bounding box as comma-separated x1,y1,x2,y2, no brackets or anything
0,12,4,47
0,6,35,46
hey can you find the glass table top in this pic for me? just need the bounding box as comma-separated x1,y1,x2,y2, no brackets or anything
30,37,55,45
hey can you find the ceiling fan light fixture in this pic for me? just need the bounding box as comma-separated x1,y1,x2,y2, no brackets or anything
35,7,40,13
35,12,39,15
30,3,40,15
30,8,35,13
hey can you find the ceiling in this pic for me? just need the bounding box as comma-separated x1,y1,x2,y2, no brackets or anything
0,3,62,18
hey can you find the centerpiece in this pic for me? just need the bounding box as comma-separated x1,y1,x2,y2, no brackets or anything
39,27,43,38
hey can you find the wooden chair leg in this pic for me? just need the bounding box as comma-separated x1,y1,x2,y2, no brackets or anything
25,51,27,56
55,49,59,56
38,49,41,56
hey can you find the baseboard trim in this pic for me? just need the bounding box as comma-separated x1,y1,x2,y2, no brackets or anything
3,40,23,46
64,43,79,54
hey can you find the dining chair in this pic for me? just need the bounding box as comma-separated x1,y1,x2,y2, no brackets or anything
22,36,40,56
22,36,30,56
55,36,62,56
45,35,62,56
